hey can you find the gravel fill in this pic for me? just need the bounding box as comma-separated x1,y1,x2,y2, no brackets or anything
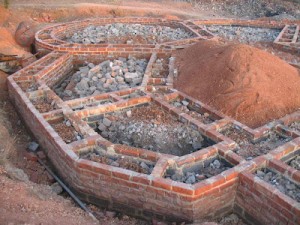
51,119,83,143
288,121,300,133
206,25,280,44
172,99,216,124
256,168,300,202
54,56,148,100
221,125,292,160
218,213,248,225
68,23,194,44
80,148,154,174
288,155,300,171
91,103,215,156
17,81,38,92
165,156,232,184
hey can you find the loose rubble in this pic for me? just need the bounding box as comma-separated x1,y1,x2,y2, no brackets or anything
93,103,214,156
206,25,280,44
172,99,215,124
81,148,154,174
68,23,194,44
288,156,300,171
289,121,300,133
256,168,300,202
54,56,148,100
165,157,232,184
51,119,83,143
221,125,292,160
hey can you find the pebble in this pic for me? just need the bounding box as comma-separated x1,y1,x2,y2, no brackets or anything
51,182,63,195
27,142,39,152
126,110,132,118
98,123,107,132
210,159,221,169
103,118,112,127
140,162,150,171
105,211,117,218
182,100,189,106
185,174,196,184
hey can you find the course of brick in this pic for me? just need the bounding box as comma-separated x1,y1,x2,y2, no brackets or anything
8,17,300,224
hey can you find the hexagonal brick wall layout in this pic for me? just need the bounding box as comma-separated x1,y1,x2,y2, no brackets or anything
8,17,300,224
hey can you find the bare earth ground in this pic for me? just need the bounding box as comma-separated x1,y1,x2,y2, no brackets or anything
0,0,299,224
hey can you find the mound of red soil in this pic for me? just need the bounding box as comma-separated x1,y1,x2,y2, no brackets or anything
174,40,300,128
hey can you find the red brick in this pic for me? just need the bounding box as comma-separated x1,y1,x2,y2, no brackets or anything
152,177,173,191
172,182,194,195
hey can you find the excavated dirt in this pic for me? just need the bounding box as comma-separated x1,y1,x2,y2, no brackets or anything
50,119,83,143
90,103,215,156
221,125,291,160
174,40,300,128
31,97,57,113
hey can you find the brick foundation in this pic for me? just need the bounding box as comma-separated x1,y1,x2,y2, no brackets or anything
8,17,300,223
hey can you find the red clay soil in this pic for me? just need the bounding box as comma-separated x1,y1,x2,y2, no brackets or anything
174,40,300,128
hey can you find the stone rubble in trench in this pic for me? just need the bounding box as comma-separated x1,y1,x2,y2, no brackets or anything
54,56,148,100
69,23,194,44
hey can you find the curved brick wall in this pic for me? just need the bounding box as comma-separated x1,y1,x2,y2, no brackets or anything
7,17,300,224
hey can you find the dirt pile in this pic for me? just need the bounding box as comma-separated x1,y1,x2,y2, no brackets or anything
174,40,300,128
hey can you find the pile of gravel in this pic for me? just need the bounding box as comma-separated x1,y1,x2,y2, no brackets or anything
206,25,280,44
256,168,300,202
54,56,148,100
69,23,193,44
